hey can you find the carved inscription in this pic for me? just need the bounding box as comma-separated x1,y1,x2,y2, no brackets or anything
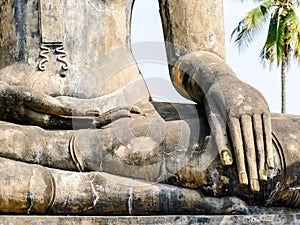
38,0,69,72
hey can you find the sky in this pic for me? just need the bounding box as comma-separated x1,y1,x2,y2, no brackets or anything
131,0,300,115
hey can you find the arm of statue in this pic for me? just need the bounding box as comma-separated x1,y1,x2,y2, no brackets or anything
0,81,77,128
0,82,139,129
172,51,274,192
159,0,273,192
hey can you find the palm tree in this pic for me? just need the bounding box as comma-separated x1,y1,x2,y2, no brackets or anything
231,0,300,113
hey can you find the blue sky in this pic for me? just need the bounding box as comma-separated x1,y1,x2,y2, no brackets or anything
131,0,300,114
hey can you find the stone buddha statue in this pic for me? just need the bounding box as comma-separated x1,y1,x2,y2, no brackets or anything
0,0,299,215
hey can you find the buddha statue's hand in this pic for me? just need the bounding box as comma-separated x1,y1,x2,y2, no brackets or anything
172,51,273,192
210,75,273,192
54,95,142,128
92,106,141,128
0,81,86,128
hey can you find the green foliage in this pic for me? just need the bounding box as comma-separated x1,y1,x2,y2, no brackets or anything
231,0,300,113
231,0,273,49
231,0,300,69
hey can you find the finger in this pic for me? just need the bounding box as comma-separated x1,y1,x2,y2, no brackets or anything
130,106,141,114
41,100,100,117
54,96,101,116
241,115,259,192
263,114,274,169
86,110,101,117
252,114,267,181
23,108,94,129
228,117,248,185
208,113,232,166
24,92,74,116
93,108,131,128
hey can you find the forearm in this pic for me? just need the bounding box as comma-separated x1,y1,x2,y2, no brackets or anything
158,0,228,103
159,0,226,67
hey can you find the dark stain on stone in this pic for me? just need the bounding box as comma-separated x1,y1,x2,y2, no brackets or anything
14,0,28,62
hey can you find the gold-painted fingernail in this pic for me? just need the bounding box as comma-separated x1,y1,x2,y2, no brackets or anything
239,172,248,185
221,150,233,166
267,158,274,169
259,170,267,181
86,109,101,117
250,179,260,192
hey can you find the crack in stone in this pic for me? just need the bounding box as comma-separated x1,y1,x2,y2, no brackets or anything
128,185,134,215
88,175,99,210
27,170,36,214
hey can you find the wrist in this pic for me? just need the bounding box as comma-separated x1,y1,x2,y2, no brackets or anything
171,51,237,103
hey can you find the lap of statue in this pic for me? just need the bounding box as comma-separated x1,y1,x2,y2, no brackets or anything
0,0,299,215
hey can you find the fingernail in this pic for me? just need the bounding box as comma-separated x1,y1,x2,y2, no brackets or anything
250,179,260,192
86,109,100,117
239,172,248,185
221,150,233,166
267,158,274,169
259,170,267,181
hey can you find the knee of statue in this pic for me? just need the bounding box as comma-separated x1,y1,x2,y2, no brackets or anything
0,0,148,100
0,157,55,214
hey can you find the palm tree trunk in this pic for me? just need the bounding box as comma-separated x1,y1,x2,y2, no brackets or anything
281,58,287,114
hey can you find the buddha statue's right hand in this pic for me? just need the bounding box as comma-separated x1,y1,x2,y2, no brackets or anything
0,82,141,129
0,81,81,128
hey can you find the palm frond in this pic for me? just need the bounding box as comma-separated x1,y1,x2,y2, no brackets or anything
293,12,300,62
284,6,300,63
259,4,297,67
235,0,300,67
260,15,278,65
231,0,273,49
293,30,300,63
276,11,286,65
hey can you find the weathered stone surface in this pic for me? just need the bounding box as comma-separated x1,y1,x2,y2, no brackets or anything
0,0,147,100
159,0,226,64
0,213,300,225
0,0,300,216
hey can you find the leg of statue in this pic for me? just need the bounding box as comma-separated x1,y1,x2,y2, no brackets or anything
0,107,250,214
0,157,249,215
0,105,202,182
0,109,299,210
0,122,79,171
0,114,192,179
0,157,55,214
263,113,300,207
